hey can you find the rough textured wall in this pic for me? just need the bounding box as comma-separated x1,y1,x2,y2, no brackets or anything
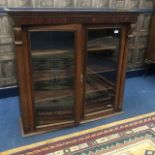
0,0,154,87
0,0,154,8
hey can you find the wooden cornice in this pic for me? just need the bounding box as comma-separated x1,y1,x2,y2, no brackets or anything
7,8,140,26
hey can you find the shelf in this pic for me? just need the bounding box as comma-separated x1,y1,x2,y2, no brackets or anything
33,66,113,82
32,57,73,72
34,88,73,103
87,66,114,75
34,77,114,103
86,74,115,94
87,37,118,52
36,111,73,121
34,74,114,103
31,49,74,57
87,54,116,74
35,93,74,126
85,75,114,114
36,116,74,128
88,46,116,52
32,57,116,82
34,77,73,90
36,110,73,116
36,100,74,126
85,101,113,114
33,70,73,82
35,96,73,109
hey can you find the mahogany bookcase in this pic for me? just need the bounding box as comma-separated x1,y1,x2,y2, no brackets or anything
8,9,139,134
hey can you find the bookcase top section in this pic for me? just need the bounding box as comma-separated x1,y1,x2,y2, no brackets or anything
7,8,140,26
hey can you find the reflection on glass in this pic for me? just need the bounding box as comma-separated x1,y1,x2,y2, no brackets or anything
30,31,75,126
85,27,121,114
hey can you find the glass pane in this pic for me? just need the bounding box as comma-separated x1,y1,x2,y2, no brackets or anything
85,27,121,114
30,31,75,126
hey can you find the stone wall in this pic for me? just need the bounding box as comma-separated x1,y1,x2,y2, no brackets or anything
0,0,154,8
0,0,154,87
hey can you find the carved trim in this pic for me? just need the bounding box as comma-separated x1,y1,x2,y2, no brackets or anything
14,41,23,45
13,26,22,46
13,27,21,31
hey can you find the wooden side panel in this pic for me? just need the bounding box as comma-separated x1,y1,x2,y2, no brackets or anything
14,27,35,133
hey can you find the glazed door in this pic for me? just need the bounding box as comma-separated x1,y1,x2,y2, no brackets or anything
27,25,82,129
84,27,122,118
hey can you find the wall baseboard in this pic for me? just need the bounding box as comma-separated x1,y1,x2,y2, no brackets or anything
0,86,19,99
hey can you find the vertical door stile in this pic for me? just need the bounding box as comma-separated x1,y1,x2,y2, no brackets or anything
117,25,130,110
113,25,125,110
74,24,85,124
82,27,88,118
114,25,130,111
82,26,87,119
28,24,82,129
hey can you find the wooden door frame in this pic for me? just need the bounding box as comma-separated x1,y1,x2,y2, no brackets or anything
81,24,130,120
115,25,130,111
20,24,83,133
